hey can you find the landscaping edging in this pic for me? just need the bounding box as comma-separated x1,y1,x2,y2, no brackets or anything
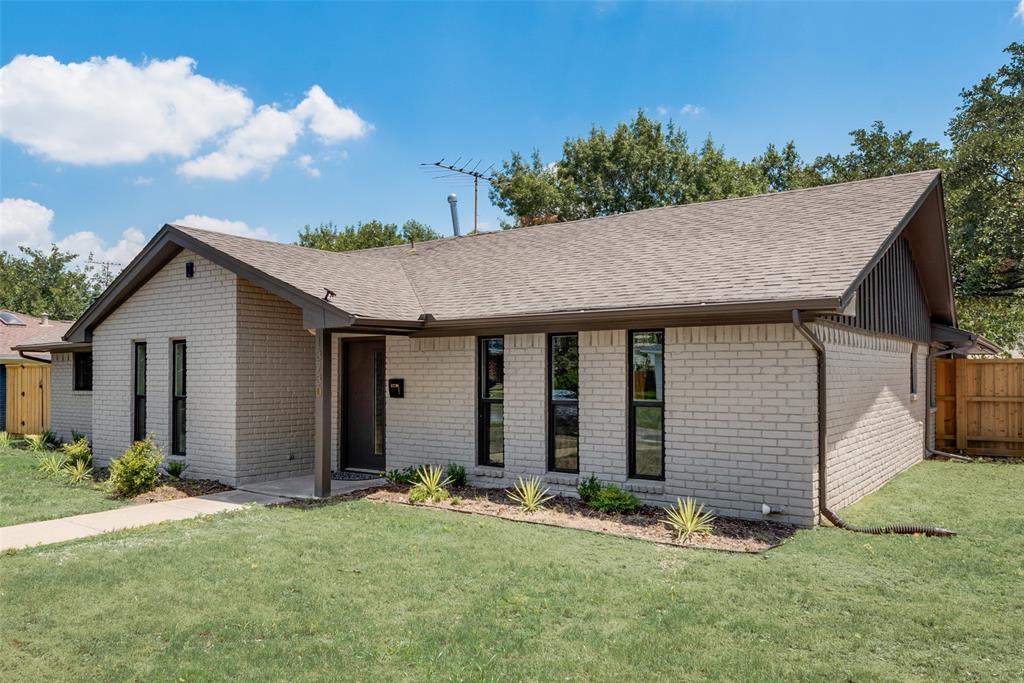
360,485,796,554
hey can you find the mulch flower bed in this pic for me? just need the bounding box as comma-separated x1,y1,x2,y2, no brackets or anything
361,484,795,553
130,479,233,504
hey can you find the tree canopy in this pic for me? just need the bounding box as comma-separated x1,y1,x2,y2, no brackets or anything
0,246,113,320
297,219,440,252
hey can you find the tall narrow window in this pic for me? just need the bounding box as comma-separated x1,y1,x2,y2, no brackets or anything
171,340,187,456
73,351,93,391
548,333,579,472
478,337,504,466
910,344,918,395
133,342,147,442
629,330,664,479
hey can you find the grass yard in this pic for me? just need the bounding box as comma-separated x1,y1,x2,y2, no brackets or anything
2,461,1022,682
0,446,124,526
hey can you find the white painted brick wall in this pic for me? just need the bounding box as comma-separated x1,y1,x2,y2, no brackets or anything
504,333,547,477
234,281,315,484
92,251,238,482
385,336,476,473
817,322,926,511
578,329,628,483
49,352,92,442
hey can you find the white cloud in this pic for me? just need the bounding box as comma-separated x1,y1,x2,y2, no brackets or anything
56,228,147,268
655,105,669,117
177,105,303,180
178,85,370,180
1016,0,1024,21
172,214,273,240
0,197,145,267
680,104,704,116
297,154,321,178
0,198,55,252
0,55,252,164
132,176,154,186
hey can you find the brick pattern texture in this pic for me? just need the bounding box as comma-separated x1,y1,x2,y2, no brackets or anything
49,353,92,442
817,322,927,511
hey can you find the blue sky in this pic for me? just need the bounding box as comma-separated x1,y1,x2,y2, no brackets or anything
1,1,1021,267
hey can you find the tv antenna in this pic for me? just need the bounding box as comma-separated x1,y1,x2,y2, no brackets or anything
420,158,497,234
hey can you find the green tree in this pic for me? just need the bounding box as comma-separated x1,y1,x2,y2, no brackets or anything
0,245,111,320
297,219,440,252
809,121,947,183
490,110,764,226
945,42,1024,299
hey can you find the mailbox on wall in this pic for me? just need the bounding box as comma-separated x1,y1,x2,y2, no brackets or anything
388,378,404,398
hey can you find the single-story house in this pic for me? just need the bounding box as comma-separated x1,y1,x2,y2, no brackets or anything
16,170,999,527
1,310,73,434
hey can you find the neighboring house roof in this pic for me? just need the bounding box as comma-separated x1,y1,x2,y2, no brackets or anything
0,310,73,362
64,170,956,341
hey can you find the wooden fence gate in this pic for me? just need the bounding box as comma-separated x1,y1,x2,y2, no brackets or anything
935,358,1024,457
5,364,51,435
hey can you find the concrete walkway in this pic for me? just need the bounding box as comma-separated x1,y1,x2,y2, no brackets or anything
238,475,386,500
0,489,287,552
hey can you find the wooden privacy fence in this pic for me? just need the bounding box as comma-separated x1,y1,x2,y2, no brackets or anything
5,364,51,435
935,358,1024,457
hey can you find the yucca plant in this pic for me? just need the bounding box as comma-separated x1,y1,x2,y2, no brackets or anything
37,452,69,478
0,431,13,449
664,497,716,543
63,459,94,485
409,464,452,503
26,434,50,452
506,476,554,513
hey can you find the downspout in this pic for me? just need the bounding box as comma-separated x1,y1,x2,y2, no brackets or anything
791,310,956,537
924,342,975,462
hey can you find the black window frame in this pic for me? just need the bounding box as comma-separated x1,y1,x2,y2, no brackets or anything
910,344,918,395
171,340,187,457
628,329,665,481
477,336,504,467
547,332,580,474
133,342,147,442
73,351,93,392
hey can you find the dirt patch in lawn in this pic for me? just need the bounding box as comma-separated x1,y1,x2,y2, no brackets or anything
357,484,795,553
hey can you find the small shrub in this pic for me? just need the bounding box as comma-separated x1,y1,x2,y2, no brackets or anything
71,430,89,445
664,497,716,543
37,452,68,478
26,434,50,452
577,475,601,503
61,438,92,467
446,463,467,487
0,431,13,449
449,496,463,506
108,436,163,497
506,477,554,513
588,485,640,515
409,464,451,503
385,466,417,485
62,459,94,485
164,460,188,480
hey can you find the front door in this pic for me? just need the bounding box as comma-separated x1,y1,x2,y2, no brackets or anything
343,339,386,471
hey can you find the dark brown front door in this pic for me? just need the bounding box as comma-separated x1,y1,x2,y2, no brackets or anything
344,339,386,471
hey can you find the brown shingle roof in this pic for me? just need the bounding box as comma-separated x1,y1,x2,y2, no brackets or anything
0,310,73,361
173,170,941,323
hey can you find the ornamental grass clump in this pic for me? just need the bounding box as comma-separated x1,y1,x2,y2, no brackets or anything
108,436,163,497
409,465,452,503
37,452,68,478
506,477,554,513
62,459,94,485
0,431,14,449
664,497,716,543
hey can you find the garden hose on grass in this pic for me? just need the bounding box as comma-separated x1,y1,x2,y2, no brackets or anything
821,508,956,538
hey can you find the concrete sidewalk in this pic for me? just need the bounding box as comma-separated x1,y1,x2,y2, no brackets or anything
0,489,287,552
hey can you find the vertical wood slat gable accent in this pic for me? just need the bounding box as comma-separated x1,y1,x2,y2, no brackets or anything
828,236,931,342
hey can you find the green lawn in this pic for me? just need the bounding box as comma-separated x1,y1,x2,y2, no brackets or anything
0,446,125,526
2,461,1022,682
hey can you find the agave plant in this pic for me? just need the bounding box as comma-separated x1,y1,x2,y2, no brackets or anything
664,497,716,543
37,452,69,478
409,464,452,503
506,476,554,513
63,459,94,485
